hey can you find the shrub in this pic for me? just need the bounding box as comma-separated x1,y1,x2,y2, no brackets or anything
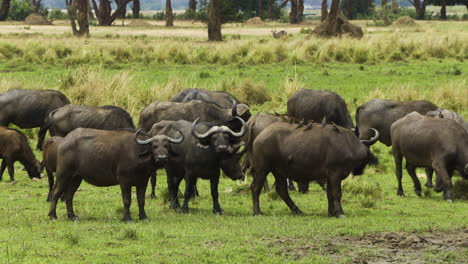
48,9,68,20
7,0,34,21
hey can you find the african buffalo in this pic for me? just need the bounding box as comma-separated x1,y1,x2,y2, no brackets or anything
355,99,438,146
0,126,41,181
287,89,354,129
48,127,184,221
391,112,468,202
0,89,70,149
150,117,246,214
250,122,379,217
41,136,64,202
38,105,135,149
138,100,249,132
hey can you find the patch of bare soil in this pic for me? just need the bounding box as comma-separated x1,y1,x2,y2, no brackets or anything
393,16,419,27
244,17,265,25
24,13,52,25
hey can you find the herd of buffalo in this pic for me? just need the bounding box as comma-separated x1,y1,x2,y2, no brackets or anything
0,88,467,220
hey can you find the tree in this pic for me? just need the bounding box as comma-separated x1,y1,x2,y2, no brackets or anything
189,0,196,11
391,0,399,13
66,0,89,36
408,0,428,19
166,0,173,26
90,0,131,26
321,0,327,21
0,0,11,21
289,0,303,23
31,0,41,12
312,0,363,38
132,0,139,18
429,0,468,19
208,0,222,41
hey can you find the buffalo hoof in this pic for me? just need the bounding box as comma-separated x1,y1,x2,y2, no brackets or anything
425,182,433,188
180,207,189,214
415,190,422,197
253,211,263,216
292,210,304,216
67,213,79,221
213,209,224,215
49,214,58,220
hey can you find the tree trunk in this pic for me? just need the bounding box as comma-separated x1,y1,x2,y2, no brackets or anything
93,0,130,26
391,0,399,13
440,0,447,20
412,0,427,20
115,0,127,19
258,0,263,18
381,0,387,8
346,0,353,19
132,0,140,18
0,0,11,21
321,0,328,22
208,0,222,41
312,0,363,38
66,0,89,37
189,0,196,11
298,0,304,18
166,0,173,27
290,0,298,24
31,0,42,13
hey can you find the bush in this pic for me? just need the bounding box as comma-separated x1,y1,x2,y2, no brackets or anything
48,9,68,20
7,0,34,21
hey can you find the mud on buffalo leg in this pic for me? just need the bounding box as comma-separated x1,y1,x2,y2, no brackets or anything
119,183,133,221
0,159,6,181
432,161,453,202
136,181,149,220
48,175,68,220
393,150,405,196
64,176,83,220
180,172,196,214
405,163,422,197
251,168,269,215
425,168,434,188
150,172,156,199
274,174,303,215
327,173,345,218
210,176,223,214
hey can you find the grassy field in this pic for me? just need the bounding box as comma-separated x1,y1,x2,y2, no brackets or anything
0,20,467,263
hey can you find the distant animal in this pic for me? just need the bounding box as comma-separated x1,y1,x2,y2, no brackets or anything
250,122,379,217
424,109,468,188
0,89,70,150
41,136,64,202
287,89,354,130
150,117,247,214
0,126,41,181
242,113,310,193
37,104,135,148
138,100,249,132
48,127,184,221
272,30,287,39
391,112,468,202
355,99,437,146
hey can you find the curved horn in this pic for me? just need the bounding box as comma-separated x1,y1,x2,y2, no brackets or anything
168,128,184,144
134,129,153,145
224,117,247,138
191,118,220,139
360,128,379,146
231,99,238,117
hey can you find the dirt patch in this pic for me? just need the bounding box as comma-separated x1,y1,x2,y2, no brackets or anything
393,16,419,27
244,17,265,25
127,19,153,27
24,13,52,25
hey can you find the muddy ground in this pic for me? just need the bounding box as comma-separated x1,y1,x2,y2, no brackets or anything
267,228,468,263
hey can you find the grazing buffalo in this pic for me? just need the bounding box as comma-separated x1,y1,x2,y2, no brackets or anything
41,136,64,202
48,128,184,221
355,99,438,146
250,122,379,217
138,100,250,132
287,89,354,129
242,113,308,192
391,112,468,202
171,88,239,107
424,109,468,188
150,117,246,214
0,89,70,149
0,126,41,181
38,105,135,149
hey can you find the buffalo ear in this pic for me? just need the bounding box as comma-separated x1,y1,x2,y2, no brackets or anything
138,150,152,161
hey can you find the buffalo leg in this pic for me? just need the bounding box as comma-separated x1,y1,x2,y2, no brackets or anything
120,183,132,221
210,176,223,214
298,182,309,194
287,179,296,191
251,168,268,215
263,178,270,192
6,160,15,181
0,159,6,181
64,176,82,220
46,167,54,202
150,172,156,199
425,168,434,188
166,166,182,209
180,173,196,214
405,163,422,197
48,175,68,220
393,151,405,196
327,174,345,218
37,126,47,150
274,174,303,215
432,161,453,202
136,181,149,220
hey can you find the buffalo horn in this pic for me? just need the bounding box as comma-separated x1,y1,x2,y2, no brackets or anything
134,129,153,145
191,118,220,139
168,129,184,144
360,128,379,146
231,99,238,117
224,116,247,138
